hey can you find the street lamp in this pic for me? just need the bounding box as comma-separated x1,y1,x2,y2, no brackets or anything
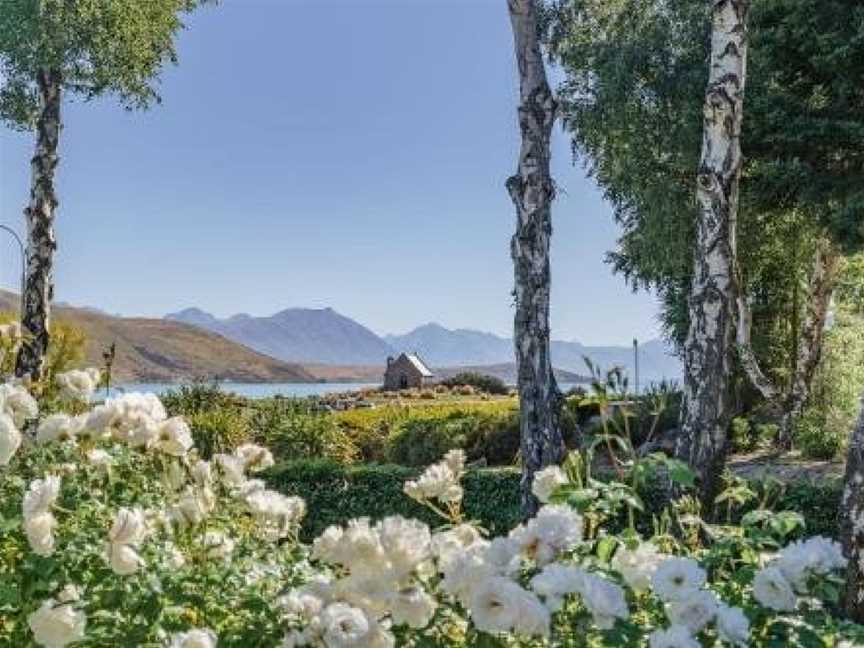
0,225,26,315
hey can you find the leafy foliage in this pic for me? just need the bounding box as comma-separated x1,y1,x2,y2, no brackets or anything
441,373,509,396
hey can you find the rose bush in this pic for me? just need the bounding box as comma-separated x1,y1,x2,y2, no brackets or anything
1,362,864,645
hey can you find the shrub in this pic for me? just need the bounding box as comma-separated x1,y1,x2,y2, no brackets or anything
264,461,522,542
442,372,509,395
161,381,245,418
251,399,358,464
187,407,250,458
730,416,754,452
794,409,844,460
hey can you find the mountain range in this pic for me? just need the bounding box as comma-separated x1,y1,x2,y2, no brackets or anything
167,308,681,384
0,291,315,383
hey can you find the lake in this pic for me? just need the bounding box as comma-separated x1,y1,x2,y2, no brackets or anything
111,382,381,399
110,381,587,399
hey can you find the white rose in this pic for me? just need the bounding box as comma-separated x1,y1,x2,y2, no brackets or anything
107,542,145,576
156,417,194,456
108,508,147,545
169,628,218,648
531,465,569,503
24,512,57,557
28,598,86,648
0,413,21,465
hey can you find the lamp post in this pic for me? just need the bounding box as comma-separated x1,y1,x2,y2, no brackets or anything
633,337,639,397
0,225,26,315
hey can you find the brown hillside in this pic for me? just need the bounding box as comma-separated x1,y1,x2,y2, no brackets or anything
0,291,315,383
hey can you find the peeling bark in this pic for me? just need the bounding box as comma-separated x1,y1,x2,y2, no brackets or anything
678,0,749,509
840,392,864,621
15,69,62,381
506,0,565,517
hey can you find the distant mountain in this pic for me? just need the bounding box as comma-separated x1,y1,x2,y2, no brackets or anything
0,291,316,383
387,324,681,385
166,307,394,365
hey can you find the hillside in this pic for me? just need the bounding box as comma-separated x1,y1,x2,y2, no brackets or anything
0,291,315,383
167,307,682,384
167,307,393,365
387,324,681,384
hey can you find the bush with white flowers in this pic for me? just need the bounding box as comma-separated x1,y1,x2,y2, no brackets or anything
3,374,864,646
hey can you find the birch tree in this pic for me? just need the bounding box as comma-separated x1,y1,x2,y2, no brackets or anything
0,0,211,380
840,394,864,621
506,0,565,516
677,0,749,506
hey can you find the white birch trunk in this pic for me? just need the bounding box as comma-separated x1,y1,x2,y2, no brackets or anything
678,0,749,508
16,69,62,381
841,392,864,621
506,0,565,516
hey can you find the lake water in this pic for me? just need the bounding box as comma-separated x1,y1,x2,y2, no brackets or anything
110,381,587,399
111,382,381,399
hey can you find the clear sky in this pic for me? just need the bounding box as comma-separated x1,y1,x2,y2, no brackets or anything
0,0,662,344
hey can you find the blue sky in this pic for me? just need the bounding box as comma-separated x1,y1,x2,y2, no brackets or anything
0,0,661,344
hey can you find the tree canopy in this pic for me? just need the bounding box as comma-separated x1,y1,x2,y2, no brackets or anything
546,0,864,349
0,0,210,129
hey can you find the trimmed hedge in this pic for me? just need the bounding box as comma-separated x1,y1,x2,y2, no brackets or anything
264,460,522,542
264,460,843,543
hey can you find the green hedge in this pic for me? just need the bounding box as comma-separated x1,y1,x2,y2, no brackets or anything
263,460,522,542
264,460,842,542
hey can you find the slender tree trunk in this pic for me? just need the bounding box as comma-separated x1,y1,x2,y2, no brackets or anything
777,244,837,447
15,69,62,382
840,391,864,621
506,0,564,517
677,0,749,510
736,242,837,447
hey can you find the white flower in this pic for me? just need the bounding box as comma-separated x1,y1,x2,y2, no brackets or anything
38,414,83,445
577,571,630,629
191,460,213,486
775,536,848,593
531,465,569,503
530,563,585,612
215,453,247,487
666,589,718,633
107,542,145,576
0,412,21,465
431,524,484,567
468,576,550,637
376,515,431,575
388,586,437,628
652,557,706,603
716,604,750,647
85,448,112,468
170,487,214,528
483,536,521,576
0,383,38,427
56,585,82,604
752,566,797,611
245,489,305,541
109,508,148,545
404,457,463,504
156,417,194,456
648,625,700,648
169,628,218,648
202,531,235,560
439,542,495,605
235,443,275,472
443,448,465,476
320,602,372,647
56,369,100,401
28,599,86,648
23,475,61,519
25,512,57,557
509,504,583,565
612,541,665,592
